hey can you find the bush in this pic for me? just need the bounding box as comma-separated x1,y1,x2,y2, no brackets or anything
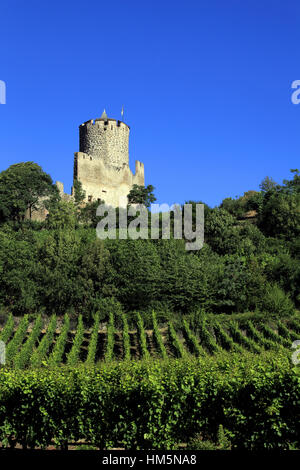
260,284,295,317
186,425,231,450
0,352,299,450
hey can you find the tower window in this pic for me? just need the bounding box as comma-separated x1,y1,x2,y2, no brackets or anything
102,190,107,193
90,157,92,160
88,195,92,202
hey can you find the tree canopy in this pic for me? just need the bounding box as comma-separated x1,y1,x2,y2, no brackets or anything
127,184,157,208
0,162,59,223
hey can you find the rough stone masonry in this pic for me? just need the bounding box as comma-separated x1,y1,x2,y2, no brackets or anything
30,110,145,220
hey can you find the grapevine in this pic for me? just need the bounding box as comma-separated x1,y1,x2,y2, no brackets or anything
137,313,150,360
105,312,115,362
152,311,168,360
168,321,186,358
66,315,85,366
86,313,100,366
30,315,57,368
6,315,30,365
14,315,43,369
48,314,70,366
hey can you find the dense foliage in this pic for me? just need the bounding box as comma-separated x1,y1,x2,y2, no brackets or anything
1,351,300,450
0,162,59,223
0,167,298,319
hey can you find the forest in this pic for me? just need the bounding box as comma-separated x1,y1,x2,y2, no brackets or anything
0,162,299,324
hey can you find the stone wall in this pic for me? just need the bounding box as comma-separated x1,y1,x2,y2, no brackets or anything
29,181,72,221
73,152,144,208
79,119,129,169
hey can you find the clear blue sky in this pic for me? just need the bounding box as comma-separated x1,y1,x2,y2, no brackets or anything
0,0,299,208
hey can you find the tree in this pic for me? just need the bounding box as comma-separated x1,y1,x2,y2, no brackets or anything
0,162,60,223
127,184,157,208
282,169,300,194
257,171,300,240
73,179,86,205
78,200,105,227
257,190,300,240
204,208,237,254
0,230,39,314
45,200,77,230
259,176,278,192
104,239,161,311
220,191,262,217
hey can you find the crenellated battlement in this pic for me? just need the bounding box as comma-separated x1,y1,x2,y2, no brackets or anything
80,119,130,130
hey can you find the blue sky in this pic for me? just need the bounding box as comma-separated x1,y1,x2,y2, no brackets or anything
0,0,299,208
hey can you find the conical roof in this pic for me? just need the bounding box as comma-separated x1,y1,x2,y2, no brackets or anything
100,109,108,120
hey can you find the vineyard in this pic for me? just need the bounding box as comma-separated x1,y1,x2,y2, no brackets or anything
1,312,300,450
1,311,300,368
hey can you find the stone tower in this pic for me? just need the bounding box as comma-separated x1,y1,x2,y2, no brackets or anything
72,110,144,208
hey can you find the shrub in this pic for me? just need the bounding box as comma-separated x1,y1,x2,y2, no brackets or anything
260,284,295,317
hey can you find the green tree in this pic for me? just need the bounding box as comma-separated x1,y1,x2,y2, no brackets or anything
259,175,278,192
73,179,86,205
127,184,156,208
156,239,211,313
282,169,300,194
0,230,39,314
45,200,77,230
220,191,262,217
211,256,267,313
204,208,237,254
0,162,60,223
257,170,300,240
104,239,161,311
78,200,104,227
257,190,300,240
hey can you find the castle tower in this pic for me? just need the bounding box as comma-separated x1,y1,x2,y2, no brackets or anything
79,109,130,169
73,110,144,208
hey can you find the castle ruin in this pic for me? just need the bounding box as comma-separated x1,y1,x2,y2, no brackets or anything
72,110,144,208
30,110,145,220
